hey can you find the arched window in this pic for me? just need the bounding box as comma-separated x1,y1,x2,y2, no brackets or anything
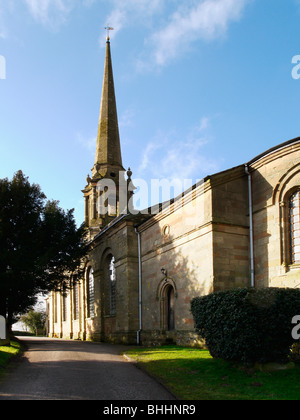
54,292,58,324
86,267,95,318
289,191,300,264
104,255,116,316
109,256,116,315
62,284,68,322
73,281,79,321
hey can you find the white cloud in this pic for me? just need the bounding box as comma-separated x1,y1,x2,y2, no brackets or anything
100,0,164,46
107,0,163,26
133,116,221,210
144,0,250,68
138,117,220,182
0,25,6,40
76,132,96,155
0,0,10,39
119,108,135,129
102,0,250,69
23,0,76,28
139,139,163,173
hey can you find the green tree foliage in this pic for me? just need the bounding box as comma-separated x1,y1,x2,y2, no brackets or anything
191,287,300,365
0,171,87,328
20,310,46,336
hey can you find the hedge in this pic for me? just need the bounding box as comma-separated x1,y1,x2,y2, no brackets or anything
191,287,300,365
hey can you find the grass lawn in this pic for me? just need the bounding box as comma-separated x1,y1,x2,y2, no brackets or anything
0,341,22,377
125,346,300,400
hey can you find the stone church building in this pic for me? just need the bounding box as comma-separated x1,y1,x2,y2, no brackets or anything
46,37,300,346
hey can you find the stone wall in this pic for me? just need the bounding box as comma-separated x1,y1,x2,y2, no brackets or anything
210,166,251,291
250,142,300,288
139,182,214,345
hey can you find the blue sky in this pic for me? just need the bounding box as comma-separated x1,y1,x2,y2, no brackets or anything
0,0,300,225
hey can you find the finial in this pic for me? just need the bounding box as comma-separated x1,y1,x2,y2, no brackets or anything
105,26,114,41
127,167,132,180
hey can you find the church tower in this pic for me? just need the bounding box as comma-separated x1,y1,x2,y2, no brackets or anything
83,35,130,238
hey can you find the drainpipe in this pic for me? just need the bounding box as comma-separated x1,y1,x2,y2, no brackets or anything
245,164,255,287
135,227,142,345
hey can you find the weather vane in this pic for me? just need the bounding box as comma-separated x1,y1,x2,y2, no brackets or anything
105,26,114,41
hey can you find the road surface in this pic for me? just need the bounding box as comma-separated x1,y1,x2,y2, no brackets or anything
0,337,175,400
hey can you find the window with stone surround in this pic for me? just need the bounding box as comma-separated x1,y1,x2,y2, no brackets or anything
289,191,300,264
62,285,68,322
86,267,95,318
73,281,80,321
104,255,116,316
109,256,116,315
54,292,58,324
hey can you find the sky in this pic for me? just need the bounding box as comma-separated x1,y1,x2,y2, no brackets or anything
0,0,300,225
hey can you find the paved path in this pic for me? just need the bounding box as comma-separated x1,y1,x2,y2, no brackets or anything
0,337,175,400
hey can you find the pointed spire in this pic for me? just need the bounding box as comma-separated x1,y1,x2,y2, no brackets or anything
93,38,124,177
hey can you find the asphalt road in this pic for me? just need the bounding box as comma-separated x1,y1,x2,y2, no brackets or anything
0,337,175,400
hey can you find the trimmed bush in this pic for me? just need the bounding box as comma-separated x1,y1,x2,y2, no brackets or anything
191,287,300,365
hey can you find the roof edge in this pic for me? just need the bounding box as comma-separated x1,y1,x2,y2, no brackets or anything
247,136,300,166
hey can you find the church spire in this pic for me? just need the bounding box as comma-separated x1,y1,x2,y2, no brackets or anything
83,35,128,237
92,36,124,178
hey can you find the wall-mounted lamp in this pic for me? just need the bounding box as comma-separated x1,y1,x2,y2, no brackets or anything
161,268,168,277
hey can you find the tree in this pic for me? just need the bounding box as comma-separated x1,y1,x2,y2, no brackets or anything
20,310,46,336
0,171,87,329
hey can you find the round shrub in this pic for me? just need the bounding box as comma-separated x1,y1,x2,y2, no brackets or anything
191,287,300,365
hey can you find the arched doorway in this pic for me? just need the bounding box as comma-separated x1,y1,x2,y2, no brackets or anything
166,285,175,331
158,280,177,332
